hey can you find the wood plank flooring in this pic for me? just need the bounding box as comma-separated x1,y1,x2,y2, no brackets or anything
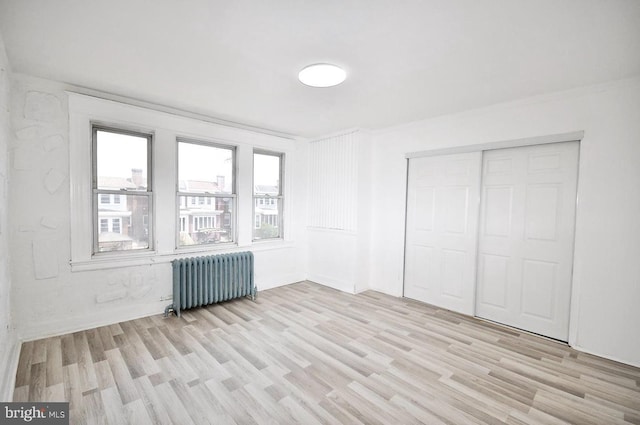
13,281,640,424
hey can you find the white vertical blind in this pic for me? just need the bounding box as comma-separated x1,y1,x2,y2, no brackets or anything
308,131,358,231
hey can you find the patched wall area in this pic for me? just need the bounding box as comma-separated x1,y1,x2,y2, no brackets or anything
9,76,137,339
7,78,197,338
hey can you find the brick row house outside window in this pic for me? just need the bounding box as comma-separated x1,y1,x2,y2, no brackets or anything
178,176,233,245
97,168,149,251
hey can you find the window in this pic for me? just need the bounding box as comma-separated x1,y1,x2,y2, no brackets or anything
177,139,235,247
93,126,152,253
253,150,283,240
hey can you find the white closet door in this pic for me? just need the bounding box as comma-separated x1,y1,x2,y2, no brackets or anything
404,152,482,315
476,142,579,341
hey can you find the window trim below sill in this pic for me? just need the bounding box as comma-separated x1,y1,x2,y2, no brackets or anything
70,239,296,272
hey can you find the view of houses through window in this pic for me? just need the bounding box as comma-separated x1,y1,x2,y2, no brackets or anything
253,151,283,240
93,128,284,254
94,127,152,253
177,140,235,246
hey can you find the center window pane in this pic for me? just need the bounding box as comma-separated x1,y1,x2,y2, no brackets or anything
177,140,235,247
178,143,233,193
177,196,233,245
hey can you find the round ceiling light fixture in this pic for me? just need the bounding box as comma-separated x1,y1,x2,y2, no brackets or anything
298,63,346,87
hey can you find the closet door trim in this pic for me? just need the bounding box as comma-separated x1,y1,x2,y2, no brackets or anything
405,131,583,159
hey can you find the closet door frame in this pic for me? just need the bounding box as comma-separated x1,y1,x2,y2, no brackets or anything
402,130,583,345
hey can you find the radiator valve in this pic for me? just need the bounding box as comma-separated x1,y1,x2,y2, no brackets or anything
163,304,175,318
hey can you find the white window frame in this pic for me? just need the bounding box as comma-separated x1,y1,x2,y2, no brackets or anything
92,125,153,255
69,93,296,271
176,138,237,248
253,149,284,241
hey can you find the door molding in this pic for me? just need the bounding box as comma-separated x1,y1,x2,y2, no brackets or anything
405,131,584,159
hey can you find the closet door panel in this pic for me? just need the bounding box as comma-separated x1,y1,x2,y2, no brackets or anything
404,152,482,315
476,142,579,341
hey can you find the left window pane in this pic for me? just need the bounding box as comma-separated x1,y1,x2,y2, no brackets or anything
96,130,148,190
94,128,152,253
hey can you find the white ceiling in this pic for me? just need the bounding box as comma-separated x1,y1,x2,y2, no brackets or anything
1,0,639,138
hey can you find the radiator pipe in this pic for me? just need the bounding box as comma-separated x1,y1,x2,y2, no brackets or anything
164,304,176,318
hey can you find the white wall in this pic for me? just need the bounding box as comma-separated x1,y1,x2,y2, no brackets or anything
307,130,372,293
370,77,640,367
0,31,18,401
9,74,308,341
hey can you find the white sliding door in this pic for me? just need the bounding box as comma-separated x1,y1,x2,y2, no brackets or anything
404,152,482,315
475,142,579,341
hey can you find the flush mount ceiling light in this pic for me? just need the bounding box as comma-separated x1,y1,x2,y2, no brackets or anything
298,63,346,87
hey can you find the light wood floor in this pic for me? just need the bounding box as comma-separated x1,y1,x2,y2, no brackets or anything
13,281,640,424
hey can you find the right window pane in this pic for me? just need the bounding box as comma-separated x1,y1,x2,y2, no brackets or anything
253,151,283,240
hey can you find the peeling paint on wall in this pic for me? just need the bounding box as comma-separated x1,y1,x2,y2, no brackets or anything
15,125,44,140
96,270,155,304
129,272,154,299
32,238,59,279
43,134,63,152
0,175,4,235
96,289,127,304
40,217,58,230
12,147,42,169
24,91,61,122
44,168,65,194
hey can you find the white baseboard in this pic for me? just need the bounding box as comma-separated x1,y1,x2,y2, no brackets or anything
571,343,640,369
0,332,20,401
17,301,167,342
307,273,355,294
256,273,307,292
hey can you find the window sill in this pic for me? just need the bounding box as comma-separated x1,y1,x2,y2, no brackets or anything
71,251,167,272
70,239,296,272
175,242,238,256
